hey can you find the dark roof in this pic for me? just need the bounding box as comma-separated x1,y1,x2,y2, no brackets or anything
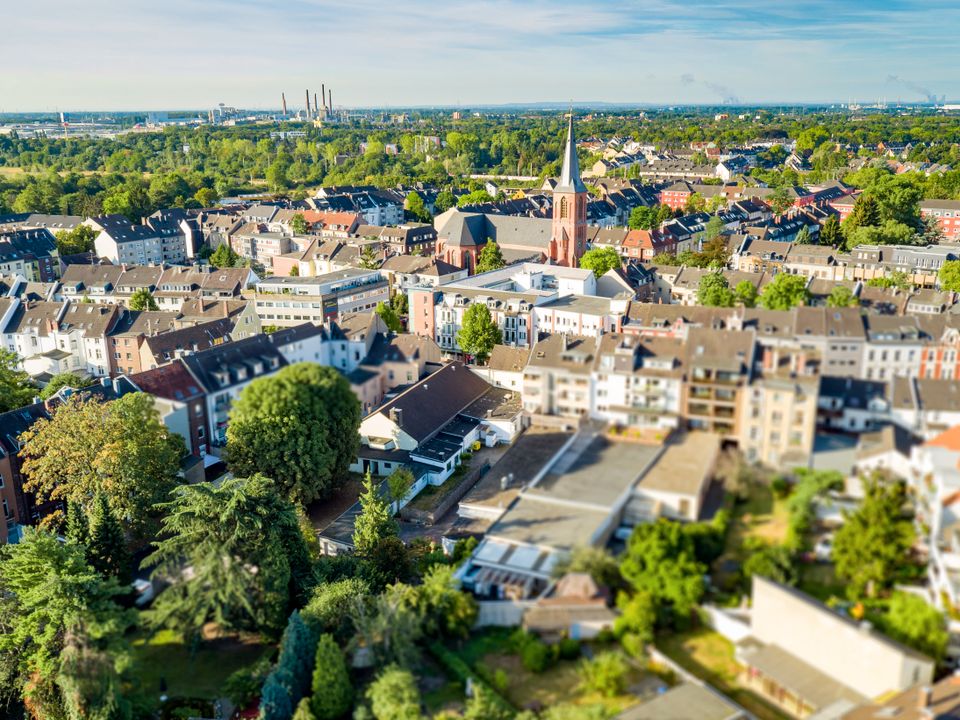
181,334,287,392
129,361,205,402
372,361,491,444
0,402,49,454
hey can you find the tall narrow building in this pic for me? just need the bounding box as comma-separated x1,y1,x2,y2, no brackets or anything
549,113,587,267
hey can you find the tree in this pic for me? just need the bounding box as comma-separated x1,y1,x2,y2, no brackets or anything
39,372,91,400
833,474,914,599
392,564,477,639
457,189,494,207
734,280,758,308
759,274,811,310
697,271,735,307
210,243,241,268
704,215,725,242
741,539,796,588
144,474,312,640
577,651,629,698
350,593,421,669
404,192,431,223
65,500,89,547
226,363,361,505
376,302,403,333
628,206,657,230
310,634,353,720
260,672,293,720
552,546,622,590
266,160,291,192
353,471,397,557
87,493,131,584
476,239,506,274
386,467,414,507
291,213,309,235
366,665,421,720
54,225,97,256
820,214,842,246
464,686,511,720
619,519,705,627
434,189,456,214
359,245,380,270
843,195,882,236
457,303,502,364
275,611,317,709
302,578,370,642
0,529,134,719
827,285,859,308
0,349,35,412
19,392,183,539
767,187,792,215
128,287,158,311
684,192,706,213
391,292,409,317
881,592,948,663
939,260,960,292
793,225,812,245
194,187,219,208
579,247,621,278
614,590,655,647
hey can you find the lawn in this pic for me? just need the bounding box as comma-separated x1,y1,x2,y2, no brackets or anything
714,481,790,591
130,628,271,708
657,628,791,720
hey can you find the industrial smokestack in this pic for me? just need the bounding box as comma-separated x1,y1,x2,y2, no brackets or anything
305,89,311,119
314,92,318,115
321,83,326,112
281,92,287,116
328,89,332,114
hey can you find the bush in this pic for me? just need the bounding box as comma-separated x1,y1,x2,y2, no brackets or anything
577,651,629,698
223,657,272,706
771,475,791,498
594,628,615,645
508,628,535,653
619,632,645,660
428,642,514,714
521,639,554,673
557,637,581,660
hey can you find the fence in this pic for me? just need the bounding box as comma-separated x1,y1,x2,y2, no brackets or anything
475,600,534,627
399,462,489,526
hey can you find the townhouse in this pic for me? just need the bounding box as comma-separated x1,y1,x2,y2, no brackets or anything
0,228,59,281
92,214,189,266
683,327,756,436
920,199,960,240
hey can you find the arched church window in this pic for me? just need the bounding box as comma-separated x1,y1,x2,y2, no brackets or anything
559,196,569,219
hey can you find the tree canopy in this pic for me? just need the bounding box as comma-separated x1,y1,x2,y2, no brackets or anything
0,349,35,413
457,303,502,364
579,247,621,278
475,239,506,274
128,287,158,311
759,273,811,310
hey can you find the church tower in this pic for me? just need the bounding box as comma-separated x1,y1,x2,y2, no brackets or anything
550,113,587,267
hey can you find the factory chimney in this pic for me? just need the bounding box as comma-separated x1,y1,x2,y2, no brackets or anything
314,92,319,116
281,92,287,116
328,89,333,115
321,83,326,114
305,89,311,120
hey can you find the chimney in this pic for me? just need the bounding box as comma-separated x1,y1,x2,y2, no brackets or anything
322,83,326,112
328,88,332,113
305,89,311,120
918,686,933,711
281,92,287,116
389,407,403,427
314,92,319,115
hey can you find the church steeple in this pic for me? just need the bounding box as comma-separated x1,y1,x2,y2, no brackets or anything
550,112,587,267
557,112,587,194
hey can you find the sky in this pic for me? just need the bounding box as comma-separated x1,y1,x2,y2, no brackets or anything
3,0,960,111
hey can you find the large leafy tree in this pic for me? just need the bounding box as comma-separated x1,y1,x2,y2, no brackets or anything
349,593,421,669
390,564,477,639
697,271,735,307
579,247,621,278
302,577,369,642
939,259,960,292
827,285,859,308
881,592,947,662
226,363,361,505
404,192,431,223
209,243,241,268
759,274,811,310
366,665,421,720
54,225,98,256
310,634,353,720
734,280,758,308
128,287,158,311
475,239,506,273
0,529,135,720
39,372,91,400
19,392,183,539
144,474,312,641
0,349,35,413
833,474,915,599
619,519,705,627
457,303,502,364
375,302,403,333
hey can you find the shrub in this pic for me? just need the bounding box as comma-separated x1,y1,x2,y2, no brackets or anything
557,637,581,660
577,651,629,698
771,475,791,498
594,628,615,645
521,639,554,673
428,642,514,714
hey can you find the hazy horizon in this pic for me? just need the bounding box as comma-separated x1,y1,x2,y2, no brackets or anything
4,0,959,112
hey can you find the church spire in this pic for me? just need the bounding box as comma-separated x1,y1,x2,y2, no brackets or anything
557,112,587,194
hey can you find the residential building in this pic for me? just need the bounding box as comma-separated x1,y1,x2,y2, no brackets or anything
253,269,388,326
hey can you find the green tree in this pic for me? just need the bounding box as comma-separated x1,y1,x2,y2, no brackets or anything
302,578,370,642
353,471,397,557
359,245,380,270
793,225,812,245
697,271,735,307
144,475,312,641
614,590,655,647
476,239,506,274
704,215,725,242
579,247,621,278
464,686,511,720
39,372,91,400
457,189,493,207
226,363,361,505
434,189,456,214
741,539,796,588
827,285,859,308
291,213,309,235
759,274,811,310
833,474,914,599
0,349,35,412
54,225,98,256
619,519,705,627
457,303,502,364
87,493,131,584
391,292,409,317
194,187,219,207
19,392,183,539
628,206,657,230
275,611,317,709
734,280,758,308
128,287,158,311
577,651,629,698
795,125,830,154
350,593,421,669
293,699,316,720
684,192,706,214
386,466,414,507
65,500,89,547
391,564,477,639
376,302,403,333
767,187,792,215
881,592,948,663
310,634,353,720
552,546,622,590
939,260,960,292
404,192,431,223
843,195,882,236
260,672,293,720
209,243,241,268
0,529,135,719
820,214,842,246
366,665,421,720
267,160,291,192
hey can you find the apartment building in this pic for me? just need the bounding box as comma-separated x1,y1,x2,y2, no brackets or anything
683,327,756,436
253,269,388,327
523,334,597,418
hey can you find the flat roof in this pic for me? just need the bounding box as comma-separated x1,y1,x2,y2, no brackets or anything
487,496,610,550
637,432,721,497
617,683,743,720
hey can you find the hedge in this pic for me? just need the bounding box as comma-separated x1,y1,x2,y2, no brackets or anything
427,642,515,713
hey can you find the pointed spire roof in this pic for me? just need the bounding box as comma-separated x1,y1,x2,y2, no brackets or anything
556,113,587,194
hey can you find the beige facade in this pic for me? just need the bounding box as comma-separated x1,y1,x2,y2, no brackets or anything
739,376,818,468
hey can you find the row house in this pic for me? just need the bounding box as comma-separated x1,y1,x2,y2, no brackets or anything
920,199,960,240
380,255,467,294
890,377,960,439
91,214,188,266
845,243,960,288
359,223,438,256
0,229,59,282
683,327,756,436
109,312,233,375
145,209,199,261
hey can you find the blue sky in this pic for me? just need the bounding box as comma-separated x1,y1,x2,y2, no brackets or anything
3,0,959,110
